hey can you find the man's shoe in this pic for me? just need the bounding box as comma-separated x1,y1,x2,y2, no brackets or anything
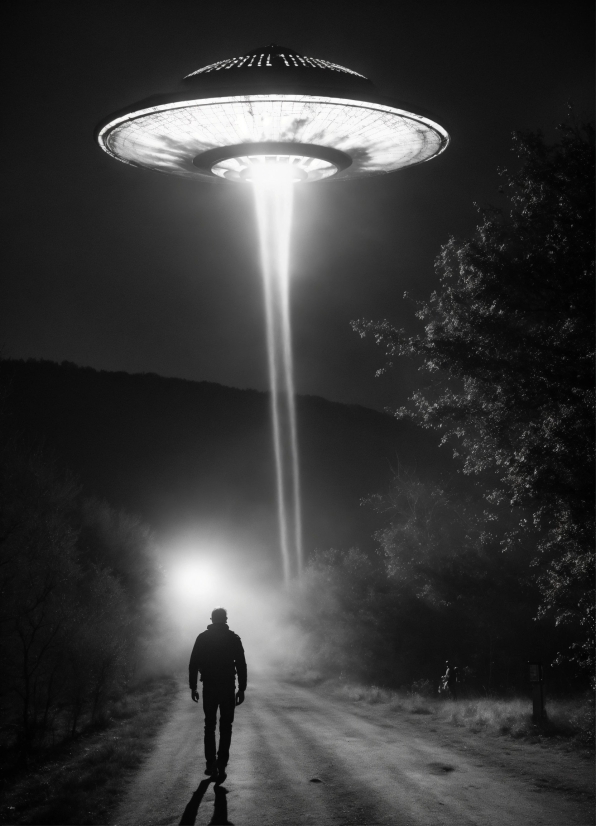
215,767,227,785
204,761,217,776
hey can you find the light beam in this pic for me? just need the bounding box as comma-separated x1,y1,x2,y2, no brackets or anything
252,161,303,583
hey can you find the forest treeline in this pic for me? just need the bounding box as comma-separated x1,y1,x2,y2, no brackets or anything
298,121,594,694
0,434,161,759
293,472,578,693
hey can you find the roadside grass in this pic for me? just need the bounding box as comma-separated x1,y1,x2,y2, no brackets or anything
326,681,594,746
441,696,595,745
0,675,178,825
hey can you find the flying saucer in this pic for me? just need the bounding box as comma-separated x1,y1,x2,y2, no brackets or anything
97,44,449,183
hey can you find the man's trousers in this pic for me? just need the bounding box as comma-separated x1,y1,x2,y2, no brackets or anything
202,684,236,769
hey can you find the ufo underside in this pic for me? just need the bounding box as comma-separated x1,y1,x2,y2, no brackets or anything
97,94,449,183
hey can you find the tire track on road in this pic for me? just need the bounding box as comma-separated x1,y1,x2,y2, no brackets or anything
228,694,333,825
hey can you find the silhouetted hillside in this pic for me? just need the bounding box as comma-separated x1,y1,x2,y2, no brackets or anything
0,359,453,575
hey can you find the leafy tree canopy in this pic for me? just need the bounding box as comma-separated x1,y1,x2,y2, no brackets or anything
353,121,595,671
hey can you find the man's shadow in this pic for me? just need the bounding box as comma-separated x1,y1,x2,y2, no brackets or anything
179,779,234,826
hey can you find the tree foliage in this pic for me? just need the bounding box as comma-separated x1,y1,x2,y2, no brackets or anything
293,474,563,692
0,439,161,757
353,122,595,670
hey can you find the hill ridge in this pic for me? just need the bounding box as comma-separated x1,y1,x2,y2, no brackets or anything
0,358,451,573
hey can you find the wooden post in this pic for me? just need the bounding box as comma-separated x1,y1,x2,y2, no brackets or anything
532,682,544,721
528,661,545,721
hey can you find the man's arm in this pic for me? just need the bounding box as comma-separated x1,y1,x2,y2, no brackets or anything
189,636,202,701
235,636,247,705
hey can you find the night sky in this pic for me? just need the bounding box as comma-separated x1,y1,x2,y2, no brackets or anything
3,0,594,412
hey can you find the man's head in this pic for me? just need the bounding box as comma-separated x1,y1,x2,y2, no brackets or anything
211,607,228,624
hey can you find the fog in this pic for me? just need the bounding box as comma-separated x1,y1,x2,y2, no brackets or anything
152,531,308,682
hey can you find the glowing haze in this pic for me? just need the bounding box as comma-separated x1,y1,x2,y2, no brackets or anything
160,538,306,676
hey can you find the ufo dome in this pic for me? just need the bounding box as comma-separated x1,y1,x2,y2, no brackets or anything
97,44,449,183
181,43,375,99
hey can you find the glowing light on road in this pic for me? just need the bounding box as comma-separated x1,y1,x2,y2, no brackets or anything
168,559,221,600
252,162,303,583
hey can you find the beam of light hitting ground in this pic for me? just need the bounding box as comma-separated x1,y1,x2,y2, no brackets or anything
96,44,449,585
251,161,303,582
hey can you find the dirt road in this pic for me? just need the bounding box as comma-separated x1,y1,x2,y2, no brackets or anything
113,678,593,826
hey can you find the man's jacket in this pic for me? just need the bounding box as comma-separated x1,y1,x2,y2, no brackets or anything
189,623,247,692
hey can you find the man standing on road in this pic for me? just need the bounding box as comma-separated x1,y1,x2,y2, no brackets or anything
189,607,247,784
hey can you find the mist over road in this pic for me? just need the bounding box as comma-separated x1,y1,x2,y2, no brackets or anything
113,679,592,826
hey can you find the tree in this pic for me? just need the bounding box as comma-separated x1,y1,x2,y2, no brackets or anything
294,546,421,686
366,472,549,691
353,121,595,672
0,439,161,755
78,498,160,607
0,444,81,753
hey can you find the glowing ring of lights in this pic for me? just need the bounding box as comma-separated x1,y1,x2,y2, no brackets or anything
240,164,307,183
193,142,352,171
193,142,351,183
